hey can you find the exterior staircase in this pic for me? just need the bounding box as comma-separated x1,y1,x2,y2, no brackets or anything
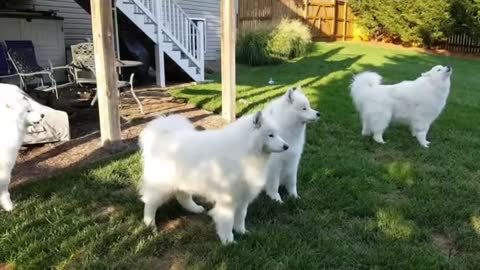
116,0,205,86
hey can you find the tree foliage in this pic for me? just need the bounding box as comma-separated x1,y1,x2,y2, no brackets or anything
350,0,480,47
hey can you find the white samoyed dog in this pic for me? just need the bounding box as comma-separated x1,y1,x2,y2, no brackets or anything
0,84,44,211
263,87,320,203
139,111,288,244
350,65,452,148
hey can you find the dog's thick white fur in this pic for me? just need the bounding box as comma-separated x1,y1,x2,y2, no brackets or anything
263,87,320,202
350,65,452,148
0,84,44,211
139,112,288,244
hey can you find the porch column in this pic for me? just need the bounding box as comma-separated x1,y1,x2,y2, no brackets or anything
221,0,236,122
90,0,123,149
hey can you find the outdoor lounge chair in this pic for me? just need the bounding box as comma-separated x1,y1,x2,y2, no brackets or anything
4,40,70,98
0,42,17,80
70,42,144,114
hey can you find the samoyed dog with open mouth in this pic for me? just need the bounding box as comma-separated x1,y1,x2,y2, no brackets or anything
350,65,452,148
0,84,44,211
263,86,320,203
139,111,288,244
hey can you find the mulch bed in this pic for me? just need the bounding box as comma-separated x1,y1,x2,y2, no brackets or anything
11,85,227,188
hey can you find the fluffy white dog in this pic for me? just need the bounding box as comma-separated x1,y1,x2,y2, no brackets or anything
350,65,452,148
0,84,44,211
263,87,320,202
139,112,288,244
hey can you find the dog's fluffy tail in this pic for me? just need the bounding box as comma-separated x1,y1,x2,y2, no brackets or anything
139,114,194,152
350,71,382,106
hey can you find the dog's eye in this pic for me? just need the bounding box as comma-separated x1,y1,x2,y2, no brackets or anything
302,107,307,111
27,110,31,113
268,134,274,138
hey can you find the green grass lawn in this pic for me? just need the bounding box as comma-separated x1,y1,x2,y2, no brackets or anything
2,42,480,269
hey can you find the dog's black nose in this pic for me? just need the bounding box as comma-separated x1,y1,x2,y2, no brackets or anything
283,144,289,151
316,112,320,117
40,114,45,118
446,65,452,71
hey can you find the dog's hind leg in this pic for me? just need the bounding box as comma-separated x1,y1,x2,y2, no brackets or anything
141,188,171,227
233,202,249,234
175,191,205,214
370,113,390,144
209,202,236,244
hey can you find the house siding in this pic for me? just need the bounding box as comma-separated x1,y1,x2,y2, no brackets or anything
176,0,221,61
12,0,92,47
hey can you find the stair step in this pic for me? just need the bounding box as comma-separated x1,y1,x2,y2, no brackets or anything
117,0,204,82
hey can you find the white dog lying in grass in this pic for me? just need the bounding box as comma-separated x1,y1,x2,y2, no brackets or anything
350,65,452,148
0,84,44,211
139,112,288,244
263,86,320,202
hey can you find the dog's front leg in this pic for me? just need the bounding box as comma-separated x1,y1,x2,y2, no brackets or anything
284,156,300,199
209,203,236,245
0,180,13,212
233,202,250,234
264,158,283,203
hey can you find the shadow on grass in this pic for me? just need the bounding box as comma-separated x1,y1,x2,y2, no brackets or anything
173,46,363,116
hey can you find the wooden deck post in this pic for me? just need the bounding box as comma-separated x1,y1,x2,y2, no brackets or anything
154,0,166,88
221,0,236,122
90,0,123,149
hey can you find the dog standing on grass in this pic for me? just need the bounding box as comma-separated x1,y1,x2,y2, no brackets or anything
263,86,320,203
350,65,452,147
139,112,288,244
0,84,44,212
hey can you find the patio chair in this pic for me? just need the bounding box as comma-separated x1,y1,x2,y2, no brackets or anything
4,40,70,98
70,42,144,114
0,42,17,79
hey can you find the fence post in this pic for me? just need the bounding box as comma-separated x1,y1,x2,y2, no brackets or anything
343,0,348,41
331,0,337,41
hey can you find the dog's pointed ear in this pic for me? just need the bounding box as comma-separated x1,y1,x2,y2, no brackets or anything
253,111,263,129
286,88,295,104
296,85,302,92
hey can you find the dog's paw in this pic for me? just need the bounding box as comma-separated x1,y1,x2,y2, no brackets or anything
234,227,250,235
0,198,14,212
267,192,284,203
291,194,300,199
190,205,205,214
143,217,156,228
420,141,430,148
219,232,236,245
1,202,14,212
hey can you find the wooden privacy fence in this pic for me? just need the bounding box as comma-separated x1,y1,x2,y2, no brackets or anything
440,34,480,54
238,0,354,40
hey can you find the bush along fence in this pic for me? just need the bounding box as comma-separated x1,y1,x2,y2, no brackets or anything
238,0,354,41
440,34,480,54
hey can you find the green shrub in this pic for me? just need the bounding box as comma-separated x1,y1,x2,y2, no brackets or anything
267,19,313,59
236,25,275,66
350,0,451,47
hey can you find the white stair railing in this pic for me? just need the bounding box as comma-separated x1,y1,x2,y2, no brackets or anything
126,0,204,77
